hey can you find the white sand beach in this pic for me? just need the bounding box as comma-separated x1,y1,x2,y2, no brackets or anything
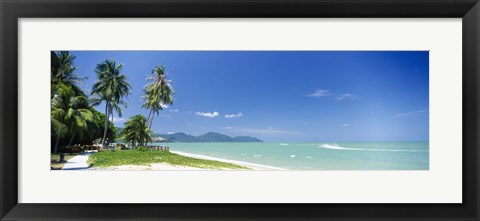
170,151,285,170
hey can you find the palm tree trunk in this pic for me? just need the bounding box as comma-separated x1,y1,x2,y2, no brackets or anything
148,116,154,130
53,128,62,153
147,109,154,129
67,131,77,148
101,102,109,148
147,110,152,125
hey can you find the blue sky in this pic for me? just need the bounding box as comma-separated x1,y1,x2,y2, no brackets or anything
70,51,429,142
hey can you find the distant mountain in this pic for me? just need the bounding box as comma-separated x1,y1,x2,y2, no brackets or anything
197,132,233,142
158,132,198,142
154,132,263,142
231,136,263,142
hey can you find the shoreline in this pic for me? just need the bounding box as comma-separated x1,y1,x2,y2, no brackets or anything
170,150,286,170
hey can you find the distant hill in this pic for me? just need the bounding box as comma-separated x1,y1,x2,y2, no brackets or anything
231,136,263,142
154,132,262,142
157,132,198,142
197,132,233,142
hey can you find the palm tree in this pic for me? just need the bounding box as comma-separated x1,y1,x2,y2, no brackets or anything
51,84,71,153
51,114,68,154
120,115,153,147
142,65,175,129
51,51,91,154
51,83,95,153
91,59,131,148
51,51,85,97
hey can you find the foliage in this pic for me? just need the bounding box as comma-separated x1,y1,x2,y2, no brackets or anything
91,59,131,110
50,52,121,152
51,82,95,152
142,65,175,128
91,59,131,147
88,149,249,170
51,51,85,97
120,115,153,147
92,110,118,142
51,51,93,153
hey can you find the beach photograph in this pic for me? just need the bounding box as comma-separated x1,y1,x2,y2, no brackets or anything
51,51,429,171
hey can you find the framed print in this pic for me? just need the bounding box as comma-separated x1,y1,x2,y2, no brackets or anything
1,0,479,220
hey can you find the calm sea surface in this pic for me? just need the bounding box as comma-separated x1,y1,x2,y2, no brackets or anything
151,142,429,170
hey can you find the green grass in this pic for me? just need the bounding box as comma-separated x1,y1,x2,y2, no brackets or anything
51,153,79,170
88,149,250,170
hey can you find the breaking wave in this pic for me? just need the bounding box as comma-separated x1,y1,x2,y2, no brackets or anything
319,144,427,152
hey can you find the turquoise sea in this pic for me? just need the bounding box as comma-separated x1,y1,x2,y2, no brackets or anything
151,142,429,170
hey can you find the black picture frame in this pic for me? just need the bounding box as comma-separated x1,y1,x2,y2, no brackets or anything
1,0,479,220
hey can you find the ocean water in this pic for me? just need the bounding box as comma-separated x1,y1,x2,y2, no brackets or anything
151,142,429,170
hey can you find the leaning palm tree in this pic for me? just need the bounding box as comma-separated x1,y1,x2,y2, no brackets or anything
51,112,68,154
120,115,153,147
91,59,131,148
51,83,95,153
64,96,95,148
51,84,71,153
142,65,175,129
51,51,85,97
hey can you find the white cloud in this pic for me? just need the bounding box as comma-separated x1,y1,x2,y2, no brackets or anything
225,112,243,118
308,89,357,101
169,109,179,112
308,89,330,97
392,110,428,118
112,117,128,123
341,123,349,127
195,111,220,118
336,93,358,101
167,131,175,134
161,104,169,109
188,123,192,126
226,126,232,129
